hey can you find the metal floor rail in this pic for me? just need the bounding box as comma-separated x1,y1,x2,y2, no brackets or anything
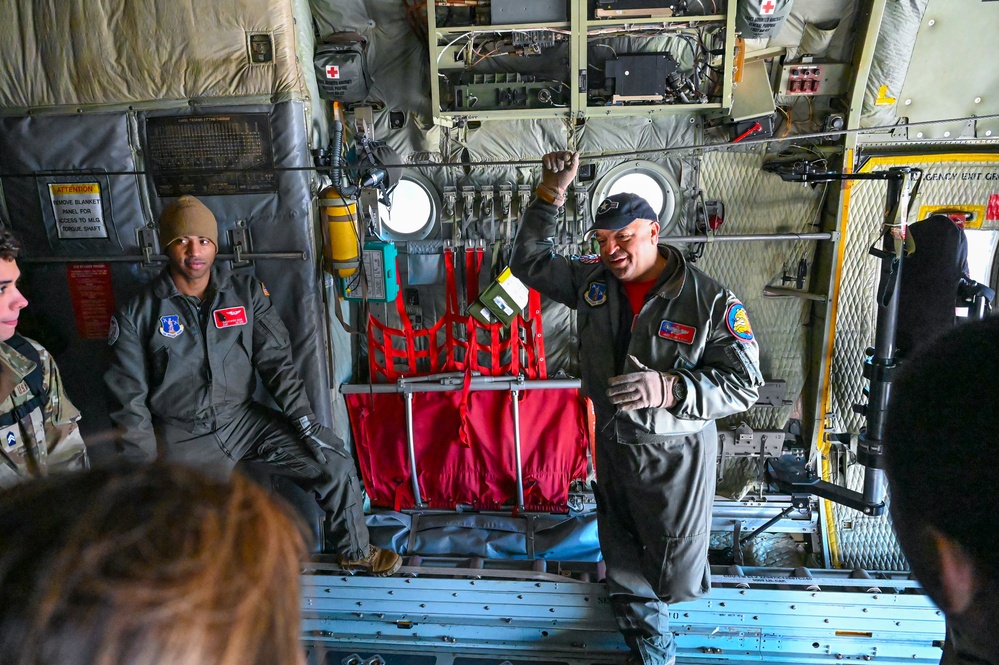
301,559,945,665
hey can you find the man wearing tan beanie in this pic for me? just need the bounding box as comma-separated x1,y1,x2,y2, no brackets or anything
104,195,401,576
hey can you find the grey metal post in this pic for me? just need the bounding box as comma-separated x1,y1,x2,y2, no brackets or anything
403,387,425,508
511,387,525,511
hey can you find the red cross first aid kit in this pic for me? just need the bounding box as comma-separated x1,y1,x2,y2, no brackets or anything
314,33,370,103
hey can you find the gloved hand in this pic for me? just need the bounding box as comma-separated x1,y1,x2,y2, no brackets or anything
537,151,579,206
606,355,679,410
293,415,347,464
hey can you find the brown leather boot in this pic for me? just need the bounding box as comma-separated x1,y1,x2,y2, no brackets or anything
338,545,402,576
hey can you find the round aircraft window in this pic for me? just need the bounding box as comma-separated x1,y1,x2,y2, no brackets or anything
376,173,441,241
591,161,680,234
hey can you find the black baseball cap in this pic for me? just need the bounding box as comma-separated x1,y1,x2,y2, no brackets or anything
585,193,659,239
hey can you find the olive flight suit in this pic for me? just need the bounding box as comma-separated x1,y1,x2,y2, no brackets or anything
511,200,764,665
105,266,368,557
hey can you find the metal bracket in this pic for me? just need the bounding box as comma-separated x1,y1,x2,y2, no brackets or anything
479,185,494,241
516,185,532,218
359,187,381,238
353,105,374,139
754,380,792,408
137,226,158,266
460,185,477,241
498,183,514,241
572,185,588,243
443,186,458,243
718,424,785,458
228,222,253,269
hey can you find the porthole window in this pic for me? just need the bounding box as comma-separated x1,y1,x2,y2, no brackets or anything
591,161,680,234
376,173,441,242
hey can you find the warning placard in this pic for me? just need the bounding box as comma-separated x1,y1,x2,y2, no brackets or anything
67,264,115,340
48,183,108,239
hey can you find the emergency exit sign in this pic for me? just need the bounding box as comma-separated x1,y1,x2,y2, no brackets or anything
48,183,108,239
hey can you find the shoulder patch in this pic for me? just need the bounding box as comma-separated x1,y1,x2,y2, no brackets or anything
261,282,271,297
577,254,601,265
726,302,754,342
584,281,607,307
107,316,119,346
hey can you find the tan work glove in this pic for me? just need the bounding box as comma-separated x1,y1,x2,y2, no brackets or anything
537,151,579,206
606,355,679,410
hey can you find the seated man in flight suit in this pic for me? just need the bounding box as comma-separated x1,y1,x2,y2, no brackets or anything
0,229,88,487
511,152,763,665
105,195,400,576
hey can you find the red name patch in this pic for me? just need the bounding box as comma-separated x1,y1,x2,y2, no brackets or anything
213,306,248,328
658,320,696,344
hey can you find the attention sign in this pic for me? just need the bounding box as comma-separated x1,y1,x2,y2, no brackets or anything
48,183,108,239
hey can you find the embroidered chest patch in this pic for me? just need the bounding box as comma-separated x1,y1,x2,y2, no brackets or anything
159,315,184,338
726,302,754,342
214,306,248,328
658,320,696,344
584,281,607,306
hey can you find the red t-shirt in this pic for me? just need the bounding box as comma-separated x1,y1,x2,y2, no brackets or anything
623,278,657,327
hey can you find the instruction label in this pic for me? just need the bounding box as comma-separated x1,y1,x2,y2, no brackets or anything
67,264,115,339
48,183,107,239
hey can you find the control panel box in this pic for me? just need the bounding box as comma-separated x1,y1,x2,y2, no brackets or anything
342,242,400,302
777,63,849,96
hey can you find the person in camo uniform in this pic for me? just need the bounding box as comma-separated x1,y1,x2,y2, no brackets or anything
0,229,88,487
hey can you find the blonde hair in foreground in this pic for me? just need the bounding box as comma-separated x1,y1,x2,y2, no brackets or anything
0,463,307,665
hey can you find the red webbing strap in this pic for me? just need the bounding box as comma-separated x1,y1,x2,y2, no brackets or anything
465,245,484,304
393,285,420,375
519,289,544,379
443,248,463,370
394,479,408,512
457,366,474,447
489,319,502,372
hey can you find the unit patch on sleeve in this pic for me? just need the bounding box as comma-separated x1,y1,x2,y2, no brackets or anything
658,320,696,344
214,306,248,328
726,302,754,342
1,426,21,454
261,282,271,297
107,315,119,346
584,281,608,306
158,315,185,339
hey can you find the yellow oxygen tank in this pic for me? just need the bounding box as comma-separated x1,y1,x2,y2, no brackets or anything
319,185,359,278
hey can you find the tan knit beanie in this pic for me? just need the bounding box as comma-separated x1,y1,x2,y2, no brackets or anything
158,196,218,249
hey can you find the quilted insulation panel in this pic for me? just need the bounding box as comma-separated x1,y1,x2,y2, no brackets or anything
697,148,828,431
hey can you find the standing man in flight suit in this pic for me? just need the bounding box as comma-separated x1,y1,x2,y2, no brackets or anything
105,195,400,576
0,229,88,487
511,152,763,665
